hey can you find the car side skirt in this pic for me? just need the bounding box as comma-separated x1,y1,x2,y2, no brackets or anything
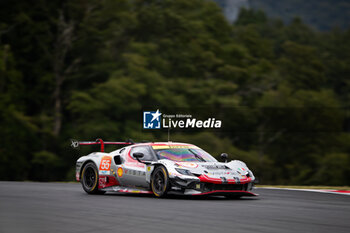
191,190,257,196
100,185,257,196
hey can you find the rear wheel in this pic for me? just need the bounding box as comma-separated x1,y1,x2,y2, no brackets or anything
81,162,101,194
151,166,169,197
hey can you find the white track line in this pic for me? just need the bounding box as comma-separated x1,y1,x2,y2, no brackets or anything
257,187,350,196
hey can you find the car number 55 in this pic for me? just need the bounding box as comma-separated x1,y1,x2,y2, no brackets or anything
100,156,111,170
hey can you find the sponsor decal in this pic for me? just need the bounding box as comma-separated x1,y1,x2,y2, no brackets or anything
98,175,119,189
99,177,107,188
100,156,111,171
117,167,123,177
111,187,153,194
147,166,151,171
207,171,234,176
125,169,146,176
176,162,198,168
100,170,110,175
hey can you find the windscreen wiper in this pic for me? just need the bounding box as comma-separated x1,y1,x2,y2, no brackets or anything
189,149,206,162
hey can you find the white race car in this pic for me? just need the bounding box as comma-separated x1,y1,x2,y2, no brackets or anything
74,139,257,198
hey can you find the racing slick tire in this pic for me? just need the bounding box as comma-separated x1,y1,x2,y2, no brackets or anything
81,162,104,194
151,166,170,197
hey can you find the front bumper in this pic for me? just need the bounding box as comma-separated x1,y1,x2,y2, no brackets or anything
169,175,256,196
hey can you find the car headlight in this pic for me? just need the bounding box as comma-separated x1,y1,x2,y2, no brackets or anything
175,168,194,176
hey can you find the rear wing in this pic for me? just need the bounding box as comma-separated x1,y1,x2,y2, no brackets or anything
71,138,135,152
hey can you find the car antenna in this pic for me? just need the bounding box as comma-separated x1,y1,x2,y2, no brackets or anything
167,125,171,142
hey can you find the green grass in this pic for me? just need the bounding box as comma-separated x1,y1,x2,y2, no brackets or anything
256,185,350,191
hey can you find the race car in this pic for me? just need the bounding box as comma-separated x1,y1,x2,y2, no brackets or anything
73,139,257,198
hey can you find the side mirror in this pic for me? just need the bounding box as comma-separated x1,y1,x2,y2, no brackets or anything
133,152,144,159
133,152,151,165
220,153,228,163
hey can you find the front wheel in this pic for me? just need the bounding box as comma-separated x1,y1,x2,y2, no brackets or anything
151,166,170,197
81,162,101,194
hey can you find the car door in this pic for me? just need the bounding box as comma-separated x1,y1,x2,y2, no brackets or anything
118,145,156,188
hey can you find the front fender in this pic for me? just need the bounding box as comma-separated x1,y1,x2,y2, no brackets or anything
226,160,255,181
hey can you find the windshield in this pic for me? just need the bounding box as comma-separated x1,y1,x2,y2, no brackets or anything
152,145,217,162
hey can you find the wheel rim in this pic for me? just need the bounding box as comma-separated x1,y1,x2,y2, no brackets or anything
83,167,96,188
153,171,165,193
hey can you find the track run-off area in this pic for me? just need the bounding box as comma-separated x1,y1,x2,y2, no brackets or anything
0,182,349,233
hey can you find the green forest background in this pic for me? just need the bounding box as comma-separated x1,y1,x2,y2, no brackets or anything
249,0,350,30
0,0,349,185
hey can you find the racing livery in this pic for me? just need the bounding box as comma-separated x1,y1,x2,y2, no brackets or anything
73,139,257,197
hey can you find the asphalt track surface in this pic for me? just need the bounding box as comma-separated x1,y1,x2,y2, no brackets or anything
0,182,349,233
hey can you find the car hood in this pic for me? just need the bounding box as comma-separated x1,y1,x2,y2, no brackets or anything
174,160,253,180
